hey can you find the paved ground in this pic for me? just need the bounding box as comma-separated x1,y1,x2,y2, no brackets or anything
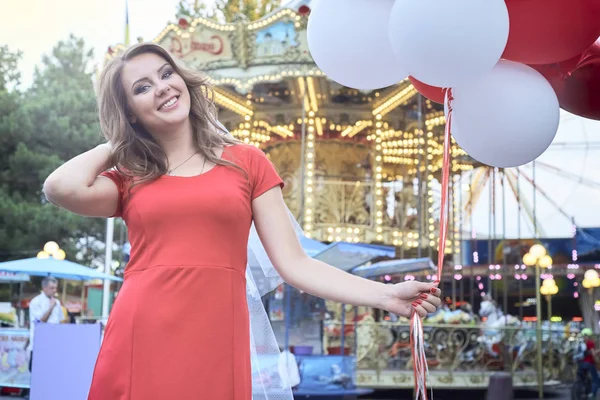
0,386,575,399
362,387,573,399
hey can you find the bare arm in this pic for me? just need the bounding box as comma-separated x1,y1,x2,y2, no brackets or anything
252,187,441,318
39,299,57,323
43,143,120,218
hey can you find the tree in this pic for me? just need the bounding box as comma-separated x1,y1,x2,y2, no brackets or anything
0,36,121,267
176,0,211,19
0,47,24,189
0,46,22,91
26,35,102,162
215,0,283,22
176,0,283,23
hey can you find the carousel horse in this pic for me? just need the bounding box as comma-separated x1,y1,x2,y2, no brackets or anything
427,303,477,325
478,294,527,360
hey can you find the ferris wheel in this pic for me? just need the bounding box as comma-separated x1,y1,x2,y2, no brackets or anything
461,111,600,240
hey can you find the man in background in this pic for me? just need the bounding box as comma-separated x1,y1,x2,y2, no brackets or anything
27,277,64,372
577,328,600,399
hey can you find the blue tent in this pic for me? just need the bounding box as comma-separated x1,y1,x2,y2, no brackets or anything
299,236,328,257
352,257,436,278
313,242,396,271
0,258,122,282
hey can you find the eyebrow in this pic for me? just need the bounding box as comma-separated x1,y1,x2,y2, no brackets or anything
130,63,171,90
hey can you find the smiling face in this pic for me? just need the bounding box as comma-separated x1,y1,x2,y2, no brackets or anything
120,52,191,135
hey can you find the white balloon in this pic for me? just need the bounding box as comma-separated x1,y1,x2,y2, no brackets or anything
308,0,408,90
448,61,560,168
389,0,509,88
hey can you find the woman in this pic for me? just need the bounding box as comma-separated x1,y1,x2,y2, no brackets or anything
43,43,442,399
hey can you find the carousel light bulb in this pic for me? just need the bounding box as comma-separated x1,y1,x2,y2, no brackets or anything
37,251,50,259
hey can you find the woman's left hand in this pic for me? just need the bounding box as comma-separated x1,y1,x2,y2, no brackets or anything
381,281,442,319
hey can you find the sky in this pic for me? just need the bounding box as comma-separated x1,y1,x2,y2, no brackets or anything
1,0,599,239
0,0,194,86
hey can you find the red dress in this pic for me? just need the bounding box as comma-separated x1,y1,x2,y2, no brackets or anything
88,144,283,400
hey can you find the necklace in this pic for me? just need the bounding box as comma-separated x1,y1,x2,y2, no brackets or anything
167,151,202,176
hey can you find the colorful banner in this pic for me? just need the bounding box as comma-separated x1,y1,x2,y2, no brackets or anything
0,329,31,388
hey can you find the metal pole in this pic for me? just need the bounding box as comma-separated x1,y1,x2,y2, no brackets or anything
450,174,456,306
340,304,346,356
535,263,544,399
18,283,24,328
533,161,538,238
299,78,307,224
459,174,464,303
547,294,553,379
80,281,86,319
417,94,424,258
469,172,475,304
502,171,508,325
517,170,523,320
488,172,493,297
284,284,291,351
353,306,358,355
102,218,114,319
61,280,67,304
452,278,457,310
532,161,543,398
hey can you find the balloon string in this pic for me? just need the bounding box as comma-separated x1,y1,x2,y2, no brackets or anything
410,89,453,400
437,88,453,281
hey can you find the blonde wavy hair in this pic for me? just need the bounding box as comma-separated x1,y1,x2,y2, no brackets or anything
97,42,241,188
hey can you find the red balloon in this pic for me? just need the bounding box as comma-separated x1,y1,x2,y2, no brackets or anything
409,76,447,105
298,5,311,16
533,37,600,120
531,55,580,93
560,38,600,120
578,37,600,68
503,0,600,65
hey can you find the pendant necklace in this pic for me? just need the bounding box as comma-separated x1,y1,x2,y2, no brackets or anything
167,151,200,176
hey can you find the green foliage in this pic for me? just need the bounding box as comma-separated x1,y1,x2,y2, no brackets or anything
0,45,22,91
176,0,211,19
0,35,118,265
215,0,283,22
176,0,283,23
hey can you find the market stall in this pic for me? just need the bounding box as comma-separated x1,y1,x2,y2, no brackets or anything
0,257,121,391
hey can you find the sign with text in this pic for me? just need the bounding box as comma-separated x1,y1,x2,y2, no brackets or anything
159,28,233,66
0,329,31,388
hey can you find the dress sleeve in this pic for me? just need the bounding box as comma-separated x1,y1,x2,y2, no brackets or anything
100,169,125,218
247,146,284,200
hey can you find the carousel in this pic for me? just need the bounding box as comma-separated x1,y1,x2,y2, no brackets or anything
105,0,600,395
107,1,471,257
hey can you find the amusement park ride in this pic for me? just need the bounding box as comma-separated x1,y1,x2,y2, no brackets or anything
106,0,600,396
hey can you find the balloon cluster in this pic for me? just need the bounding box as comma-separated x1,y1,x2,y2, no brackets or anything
307,0,600,168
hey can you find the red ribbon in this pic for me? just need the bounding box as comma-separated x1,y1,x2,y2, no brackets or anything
437,89,453,281
410,89,453,400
